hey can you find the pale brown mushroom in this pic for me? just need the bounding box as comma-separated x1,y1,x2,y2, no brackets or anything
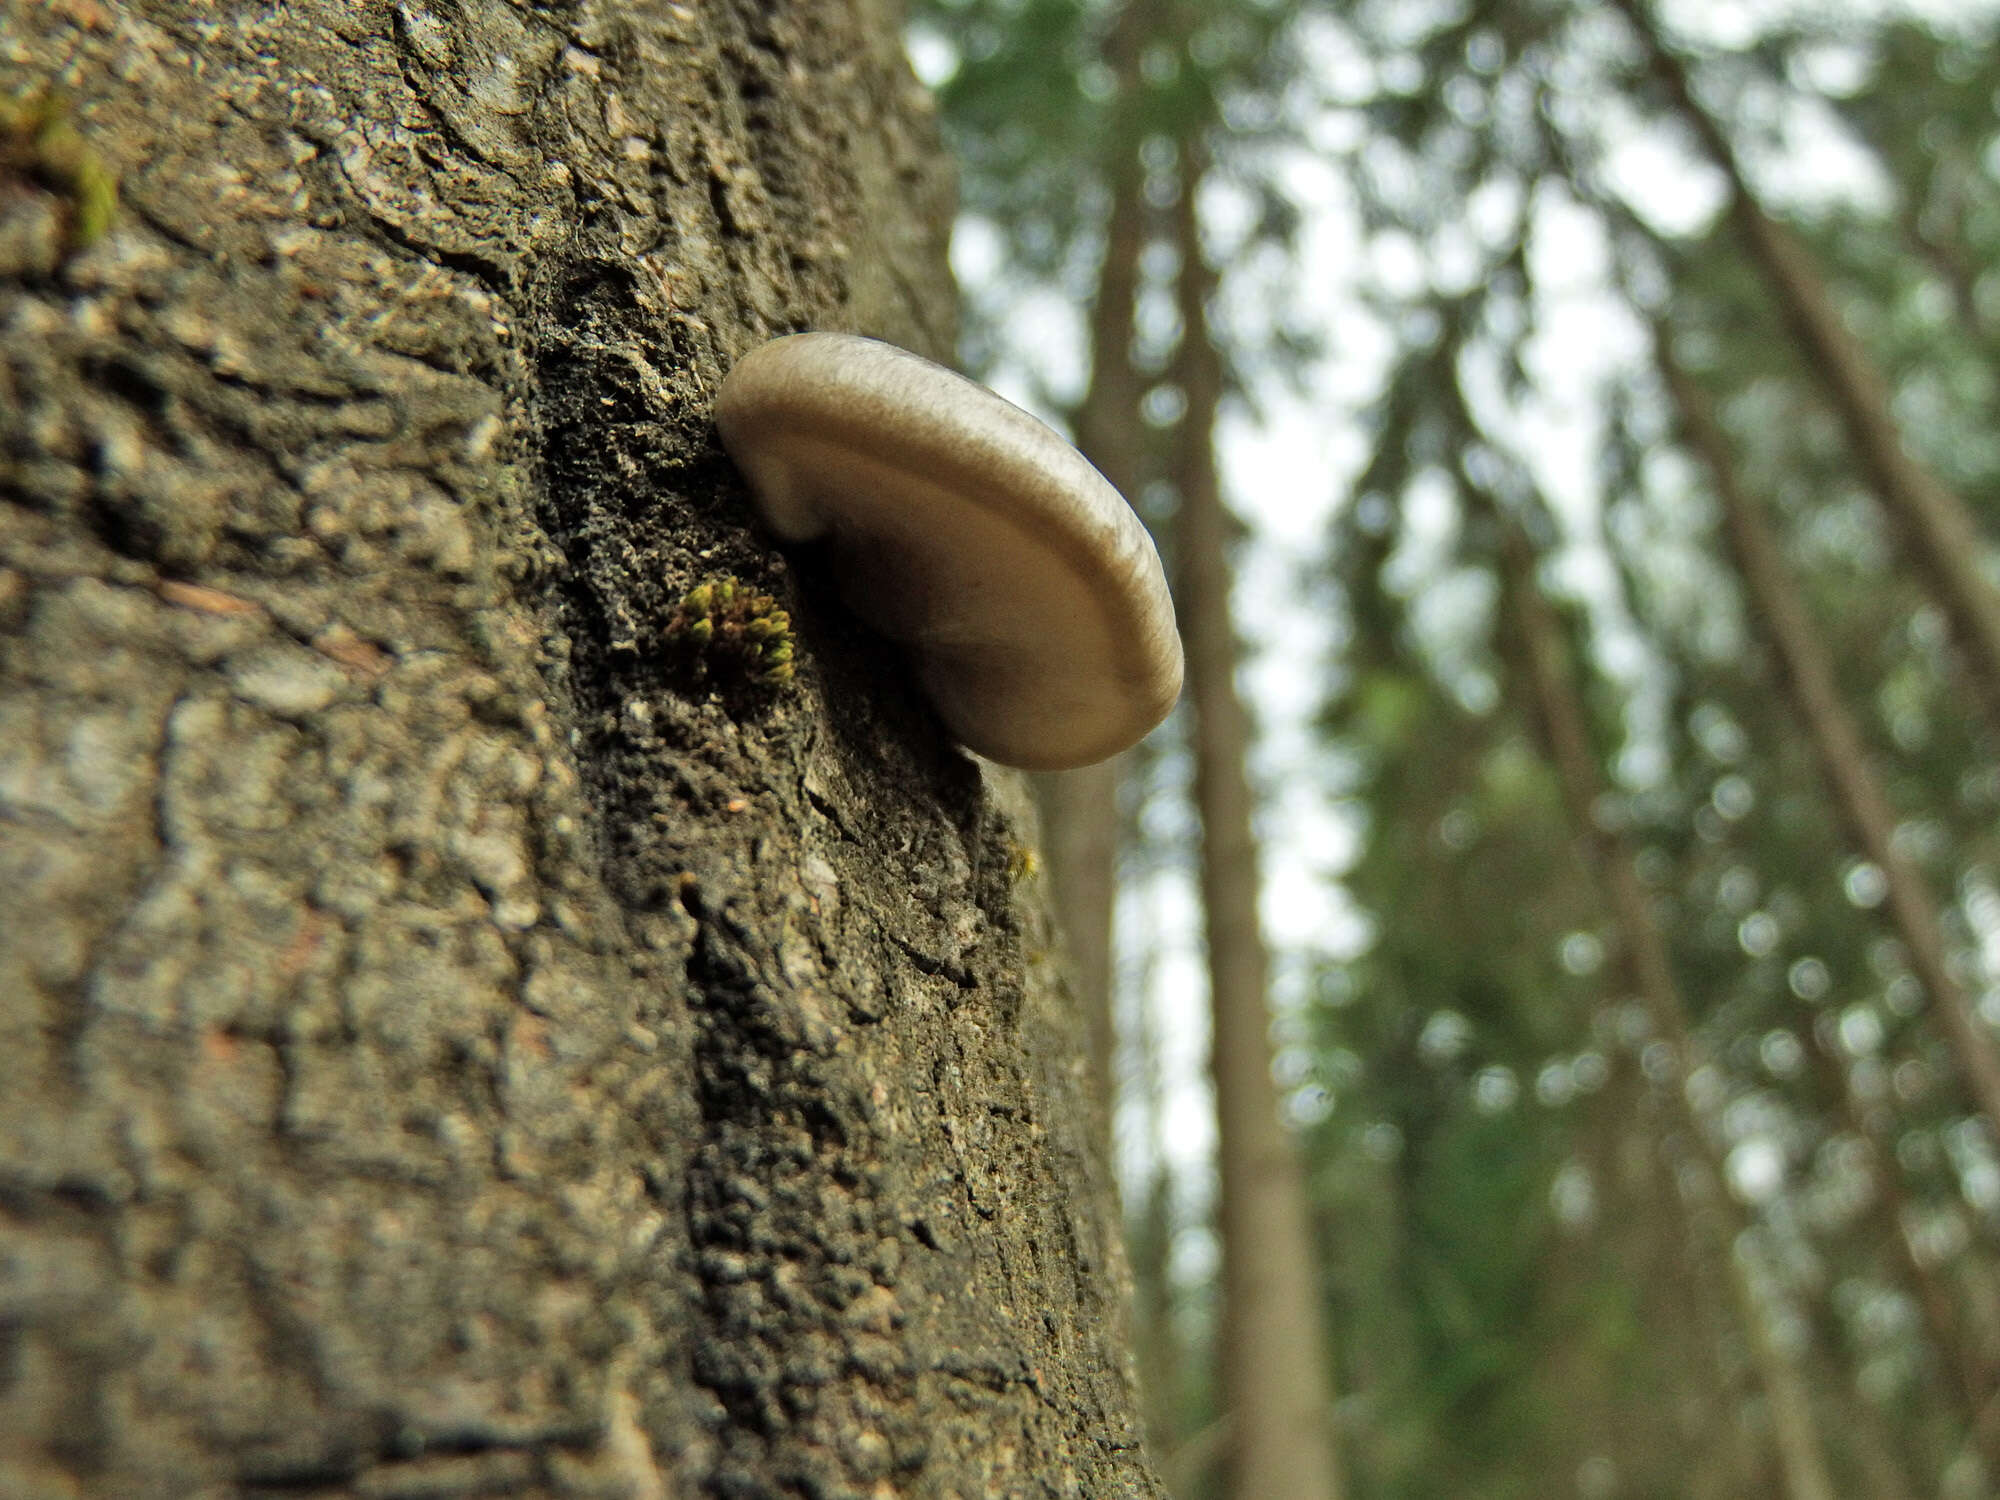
714,332,1182,770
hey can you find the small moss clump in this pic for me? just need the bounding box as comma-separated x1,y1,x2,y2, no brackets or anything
664,576,795,687
2,91,118,251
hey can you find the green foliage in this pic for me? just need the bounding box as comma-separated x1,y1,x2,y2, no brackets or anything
1321,0,2000,1492
912,0,1318,387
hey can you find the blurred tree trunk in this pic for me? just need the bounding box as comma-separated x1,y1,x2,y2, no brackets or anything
1172,150,1345,1500
1500,527,1688,1066
1732,1242,1841,1500
1500,525,1840,1500
1124,887,1190,1460
1568,1055,1748,1494
0,3,1165,1497
1129,1153,1186,1466
1026,0,1189,1459
1659,335,2000,1154
1614,0,2000,740
1630,1083,1765,1498
1034,764,1122,1101
1794,1287,1928,1500
1033,0,1157,1127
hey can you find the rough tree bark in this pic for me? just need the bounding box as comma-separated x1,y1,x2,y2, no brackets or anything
0,3,1163,1497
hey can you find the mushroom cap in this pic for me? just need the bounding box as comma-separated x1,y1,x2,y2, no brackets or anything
714,332,1183,770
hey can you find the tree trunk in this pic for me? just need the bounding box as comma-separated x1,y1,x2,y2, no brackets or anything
1500,528,1687,1063
1172,151,1345,1500
1500,526,1840,1500
1658,334,2000,1149
1129,1158,1186,1466
1732,1241,1842,1500
1612,0,2000,739
1125,877,1190,1459
1609,1072,1762,1497
0,4,1163,1496
1034,759,1123,1107
1031,0,1158,1122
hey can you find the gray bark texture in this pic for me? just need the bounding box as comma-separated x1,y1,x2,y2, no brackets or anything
0,3,1161,1497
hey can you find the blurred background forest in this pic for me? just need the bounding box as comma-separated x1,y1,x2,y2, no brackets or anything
900,0,2000,1495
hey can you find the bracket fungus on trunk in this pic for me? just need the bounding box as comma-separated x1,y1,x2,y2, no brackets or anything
713,332,1183,771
